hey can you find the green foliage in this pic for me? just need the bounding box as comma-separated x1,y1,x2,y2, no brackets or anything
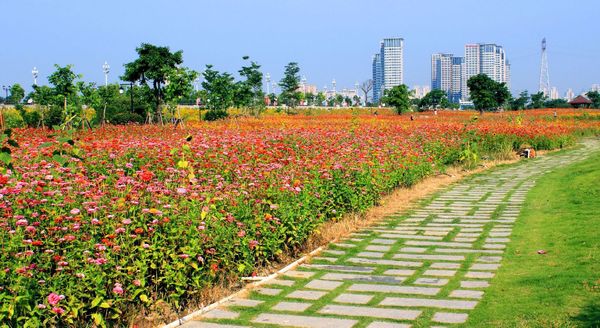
418,89,450,110
110,112,145,124
202,65,235,111
235,56,265,115
164,67,197,120
122,43,184,120
3,109,25,128
8,84,25,104
509,90,529,110
204,109,229,121
279,62,301,108
43,105,65,127
585,90,600,108
381,84,411,114
31,85,56,106
467,74,509,112
0,128,19,172
544,98,571,108
529,91,547,109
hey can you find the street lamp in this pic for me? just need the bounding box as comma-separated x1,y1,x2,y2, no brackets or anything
2,85,9,104
102,61,110,86
119,82,134,113
32,67,39,86
265,73,271,94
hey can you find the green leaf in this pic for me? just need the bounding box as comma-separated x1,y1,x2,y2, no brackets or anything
52,155,68,166
39,142,54,148
3,129,12,137
0,152,11,165
91,313,104,327
7,140,18,148
91,296,102,308
99,301,111,309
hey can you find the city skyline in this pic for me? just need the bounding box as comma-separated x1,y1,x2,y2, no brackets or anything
1,0,599,96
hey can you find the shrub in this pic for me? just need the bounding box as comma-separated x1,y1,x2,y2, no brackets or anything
204,110,229,121
44,105,65,128
2,109,25,128
110,112,144,125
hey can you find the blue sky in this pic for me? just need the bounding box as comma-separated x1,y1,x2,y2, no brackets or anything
1,0,598,96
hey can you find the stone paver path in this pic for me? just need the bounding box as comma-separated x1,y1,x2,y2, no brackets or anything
178,140,598,328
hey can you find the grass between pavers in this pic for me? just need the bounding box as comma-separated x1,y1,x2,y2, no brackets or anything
463,151,600,328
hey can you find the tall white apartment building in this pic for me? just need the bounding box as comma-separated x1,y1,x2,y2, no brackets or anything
431,53,464,103
372,37,404,103
463,43,510,100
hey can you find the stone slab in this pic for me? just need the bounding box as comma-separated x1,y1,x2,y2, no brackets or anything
430,262,461,269
256,288,282,296
319,304,421,320
366,322,411,328
380,296,477,310
382,269,417,276
347,258,423,268
223,298,264,307
348,283,439,296
413,277,449,286
272,301,312,312
321,272,405,284
202,309,239,319
460,280,490,288
357,251,386,258
464,271,495,279
470,263,500,271
305,279,343,291
252,313,357,328
366,245,392,252
286,290,327,300
423,269,457,277
393,254,465,261
302,264,374,273
284,270,316,279
334,293,374,304
431,312,469,324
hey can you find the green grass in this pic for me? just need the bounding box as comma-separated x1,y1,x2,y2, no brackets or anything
464,152,600,328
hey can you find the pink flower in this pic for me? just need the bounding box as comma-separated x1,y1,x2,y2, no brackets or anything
115,227,126,234
249,240,259,249
178,254,189,259
47,292,65,306
51,307,65,315
75,273,85,279
112,283,124,295
133,279,141,287
70,208,80,215
122,219,132,225
37,304,46,309
25,226,36,233
176,187,187,195
91,218,100,225
16,219,28,226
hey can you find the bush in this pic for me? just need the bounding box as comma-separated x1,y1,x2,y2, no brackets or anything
21,109,42,128
2,109,25,128
204,110,229,121
110,112,144,125
44,105,65,128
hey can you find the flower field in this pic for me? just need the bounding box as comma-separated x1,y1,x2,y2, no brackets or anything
1,109,599,327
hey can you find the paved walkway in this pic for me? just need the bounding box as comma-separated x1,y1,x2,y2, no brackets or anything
179,140,598,328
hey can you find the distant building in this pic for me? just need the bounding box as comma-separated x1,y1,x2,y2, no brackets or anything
431,53,463,103
592,84,600,92
412,85,431,99
463,43,510,100
372,37,404,103
565,88,575,101
550,87,559,100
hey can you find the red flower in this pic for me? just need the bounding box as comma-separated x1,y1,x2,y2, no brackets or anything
139,170,154,182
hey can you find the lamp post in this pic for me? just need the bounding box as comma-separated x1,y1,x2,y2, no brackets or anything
102,61,110,86
265,73,271,94
119,82,134,113
2,85,9,104
32,67,39,86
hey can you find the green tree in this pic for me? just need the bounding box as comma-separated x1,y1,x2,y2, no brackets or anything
381,85,411,114
419,89,449,110
509,91,529,110
202,65,235,114
529,91,547,109
236,56,264,115
48,64,82,124
316,92,326,106
9,84,25,104
122,43,184,123
279,62,301,109
493,82,511,110
544,98,571,108
96,84,121,124
467,74,499,113
164,67,198,122
585,91,600,108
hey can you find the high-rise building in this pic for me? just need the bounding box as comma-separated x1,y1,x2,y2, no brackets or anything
372,53,383,103
550,87,559,100
565,88,575,101
431,53,463,103
463,43,510,100
372,37,404,103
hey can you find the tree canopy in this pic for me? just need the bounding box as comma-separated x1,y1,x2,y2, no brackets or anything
467,74,510,113
382,85,412,114
279,62,301,108
419,89,449,110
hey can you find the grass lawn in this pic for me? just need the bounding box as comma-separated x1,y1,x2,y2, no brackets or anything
464,151,600,327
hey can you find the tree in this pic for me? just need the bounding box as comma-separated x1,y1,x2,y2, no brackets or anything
529,91,546,109
381,85,411,114
236,56,264,115
164,67,197,122
9,84,25,104
509,91,529,110
202,65,235,112
493,82,511,110
586,91,600,108
544,98,571,108
122,43,184,123
419,89,449,110
467,74,500,113
359,79,373,106
96,84,120,124
279,62,301,109
48,64,82,123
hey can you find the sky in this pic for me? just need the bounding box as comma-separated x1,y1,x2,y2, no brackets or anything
1,0,599,96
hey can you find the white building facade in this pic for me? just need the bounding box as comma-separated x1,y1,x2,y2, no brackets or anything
372,37,404,103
